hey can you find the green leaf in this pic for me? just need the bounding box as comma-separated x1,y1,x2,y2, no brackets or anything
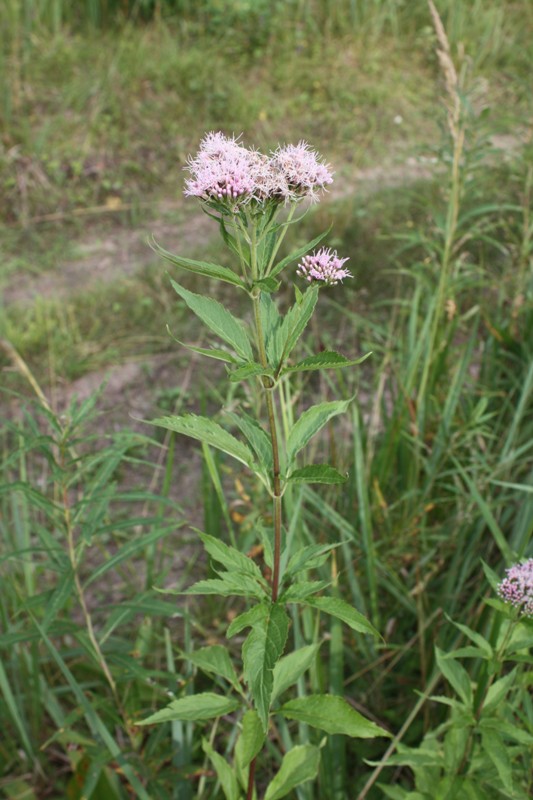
435,648,472,707
42,571,74,632
281,581,330,602
255,277,280,293
260,293,284,366
198,531,265,583
444,725,471,773
480,718,533,746
0,660,34,757
481,730,513,793
298,596,380,638
278,286,319,367
453,460,514,562
170,280,253,360
282,350,372,375
287,465,347,485
235,710,265,770
482,668,517,714
150,414,256,470
36,624,152,800
280,695,389,738
229,362,273,382
286,399,352,465
285,543,341,577
153,239,246,289
272,644,321,702
227,603,268,638
226,411,273,475
181,575,267,599
264,745,321,800
137,693,241,725
202,739,241,800
172,340,239,364
84,527,175,587
270,228,331,279
447,617,492,658
186,645,240,692
243,603,289,730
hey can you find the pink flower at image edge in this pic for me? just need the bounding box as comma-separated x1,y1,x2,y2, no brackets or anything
498,558,533,617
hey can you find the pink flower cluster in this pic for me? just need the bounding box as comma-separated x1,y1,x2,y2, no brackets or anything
296,248,352,286
184,132,333,208
498,559,533,617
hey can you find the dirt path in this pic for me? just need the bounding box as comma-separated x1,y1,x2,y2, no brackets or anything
3,158,438,306
4,130,525,307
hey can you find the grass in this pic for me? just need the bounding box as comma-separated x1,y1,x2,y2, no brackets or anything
1,2,532,798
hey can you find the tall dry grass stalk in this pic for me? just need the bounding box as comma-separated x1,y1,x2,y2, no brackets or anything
416,0,467,434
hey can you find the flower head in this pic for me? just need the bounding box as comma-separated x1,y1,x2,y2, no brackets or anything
184,132,264,207
297,248,352,286
498,559,533,617
268,141,333,202
184,133,334,210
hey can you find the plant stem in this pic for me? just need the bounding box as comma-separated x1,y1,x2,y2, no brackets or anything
252,293,283,602
250,224,283,603
246,755,257,800
60,441,119,702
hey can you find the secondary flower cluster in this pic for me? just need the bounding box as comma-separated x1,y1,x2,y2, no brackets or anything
297,247,352,286
498,559,533,617
184,132,333,208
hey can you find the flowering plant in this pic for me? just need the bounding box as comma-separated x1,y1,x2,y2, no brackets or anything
137,133,386,799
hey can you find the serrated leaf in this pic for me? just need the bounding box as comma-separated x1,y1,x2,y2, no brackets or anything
282,350,372,375
173,339,239,364
480,718,533,746
281,581,330,602
150,414,256,470
259,292,284,365
278,287,319,368
202,739,241,800
181,575,266,599
235,710,265,770
198,532,265,583
226,411,273,475
186,645,240,691
482,668,517,713
286,399,351,465
264,745,321,800
136,693,241,725
227,603,269,638
270,228,331,279
255,277,280,293
285,543,341,577
280,695,389,738
444,725,470,773
170,280,253,360
243,603,289,730
153,239,246,288
481,730,513,792
298,596,380,638
435,648,472,707
288,465,347,485
272,644,321,701
229,362,273,382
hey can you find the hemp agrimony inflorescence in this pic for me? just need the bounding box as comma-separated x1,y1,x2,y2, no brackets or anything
498,559,533,617
138,132,387,798
184,132,333,209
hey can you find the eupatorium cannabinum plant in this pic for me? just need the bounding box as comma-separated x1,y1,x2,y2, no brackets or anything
137,133,388,799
